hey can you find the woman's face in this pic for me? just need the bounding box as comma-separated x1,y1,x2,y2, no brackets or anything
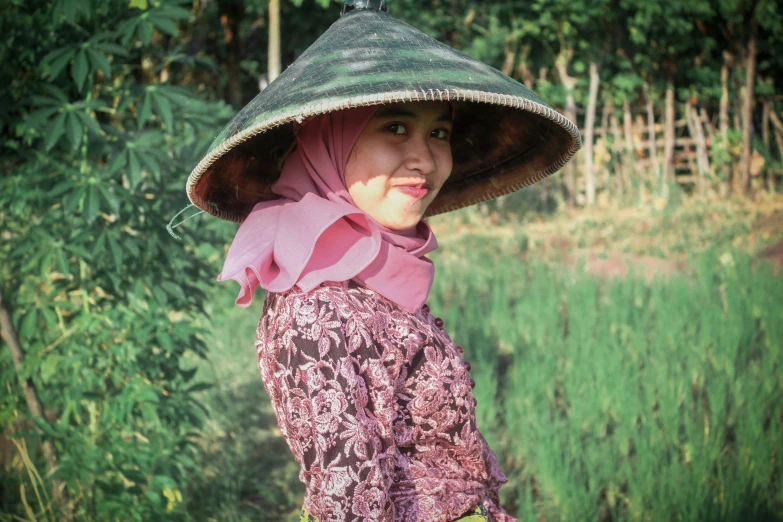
344,101,453,231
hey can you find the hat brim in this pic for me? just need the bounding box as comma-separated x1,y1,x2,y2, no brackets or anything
186,11,581,223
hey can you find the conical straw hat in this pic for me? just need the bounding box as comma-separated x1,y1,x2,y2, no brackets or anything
186,1,581,223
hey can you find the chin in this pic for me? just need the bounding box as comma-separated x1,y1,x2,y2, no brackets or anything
380,212,424,231
396,218,425,231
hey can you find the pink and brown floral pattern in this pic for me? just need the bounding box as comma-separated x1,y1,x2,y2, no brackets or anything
257,280,516,522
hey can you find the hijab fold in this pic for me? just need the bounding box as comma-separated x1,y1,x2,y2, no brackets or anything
217,105,438,313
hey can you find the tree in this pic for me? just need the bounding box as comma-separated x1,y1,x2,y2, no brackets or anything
0,0,233,518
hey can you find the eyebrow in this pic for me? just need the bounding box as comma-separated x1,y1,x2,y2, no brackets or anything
373,107,452,124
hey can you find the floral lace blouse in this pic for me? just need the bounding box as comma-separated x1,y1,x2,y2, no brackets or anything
256,280,517,522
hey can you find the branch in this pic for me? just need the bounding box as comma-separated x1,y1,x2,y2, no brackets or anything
0,288,73,520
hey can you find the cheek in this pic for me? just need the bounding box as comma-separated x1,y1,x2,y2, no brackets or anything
434,148,453,187
347,176,389,207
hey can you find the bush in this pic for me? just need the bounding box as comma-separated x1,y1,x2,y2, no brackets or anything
0,1,233,519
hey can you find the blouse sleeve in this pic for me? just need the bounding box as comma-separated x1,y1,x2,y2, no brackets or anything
263,292,397,522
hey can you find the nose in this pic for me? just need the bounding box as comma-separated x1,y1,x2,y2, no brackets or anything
405,135,437,176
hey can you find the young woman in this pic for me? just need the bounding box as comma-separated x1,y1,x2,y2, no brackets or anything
185,2,580,520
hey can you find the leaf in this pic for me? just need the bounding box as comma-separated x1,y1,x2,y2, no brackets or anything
48,180,75,197
63,185,85,213
40,354,60,383
158,331,172,352
62,244,92,260
77,111,103,136
40,306,59,330
128,150,141,188
158,5,192,20
136,387,159,404
98,185,119,213
152,286,167,306
85,185,100,223
26,107,59,129
29,95,62,108
33,416,63,438
42,46,73,65
65,112,83,149
92,230,107,257
161,281,185,301
71,49,89,91
137,151,159,179
20,309,38,339
136,91,152,128
55,250,72,278
186,382,213,393
149,15,178,36
129,0,149,9
45,113,66,150
180,368,197,382
44,48,77,79
86,47,112,77
151,91,173,129
118,18,139,47
108,234,123,272
42,84,69,103
137,20,153,46
107,149,128,174
96,42,129,58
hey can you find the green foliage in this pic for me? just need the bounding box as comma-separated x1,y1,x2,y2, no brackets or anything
427,247,783,521
0,0,234,519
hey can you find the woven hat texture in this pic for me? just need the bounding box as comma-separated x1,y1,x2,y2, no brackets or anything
186,7,582,223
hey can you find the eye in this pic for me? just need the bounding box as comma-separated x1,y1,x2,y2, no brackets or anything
432,128,451,140
386,123,407,135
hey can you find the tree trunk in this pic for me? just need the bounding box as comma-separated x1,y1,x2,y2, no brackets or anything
663,77,676,180
644,84,659,176
555,48,578,207
740,10,758,196
769,110,783,193
514,45,535,89
268,0,281,82
762,97,771,150
219,0,244,108
0,290,72,520
501,33,518,76
720,51,731,142
584,61,600,206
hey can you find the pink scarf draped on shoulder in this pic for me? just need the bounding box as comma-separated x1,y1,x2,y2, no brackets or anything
216,105,438,313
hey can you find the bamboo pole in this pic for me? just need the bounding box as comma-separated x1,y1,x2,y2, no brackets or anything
609,106,627,199
740,6,759,196
268,0,281,83
663,78,676,180
555,44,578,207
643,85,659,177
584,61,600,206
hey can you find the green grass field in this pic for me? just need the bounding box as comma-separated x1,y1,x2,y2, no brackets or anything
186,238,782,522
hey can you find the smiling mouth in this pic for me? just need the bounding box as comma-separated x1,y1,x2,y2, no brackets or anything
395,184,430,199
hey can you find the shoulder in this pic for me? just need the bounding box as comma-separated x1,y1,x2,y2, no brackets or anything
260,280,423,338
264,280,394,317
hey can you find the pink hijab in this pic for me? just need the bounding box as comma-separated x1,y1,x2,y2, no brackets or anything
216,105,439,313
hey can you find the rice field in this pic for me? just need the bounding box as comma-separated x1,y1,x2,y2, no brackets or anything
189,247,783,522
429,248,783,522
